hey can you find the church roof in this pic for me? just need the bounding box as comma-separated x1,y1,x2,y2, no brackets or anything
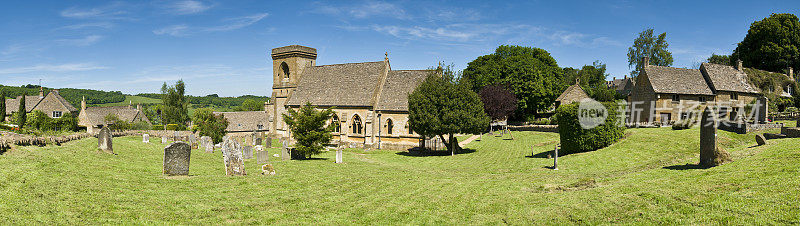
375,70,431,111
643,65,714,95
700,63,760,94
287,61,387,107
214,111,268,132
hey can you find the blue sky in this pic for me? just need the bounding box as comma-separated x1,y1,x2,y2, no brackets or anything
1,0,798,97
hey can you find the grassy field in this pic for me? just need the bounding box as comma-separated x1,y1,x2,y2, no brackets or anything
0,127,798,224
93,95,162,107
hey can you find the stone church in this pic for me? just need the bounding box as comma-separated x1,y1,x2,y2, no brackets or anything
266,45,431,150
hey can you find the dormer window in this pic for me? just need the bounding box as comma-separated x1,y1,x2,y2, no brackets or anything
52,111,62,118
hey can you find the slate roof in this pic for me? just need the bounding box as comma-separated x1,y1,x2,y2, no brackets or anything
287,61,387,107
643,65,714,95
81,106,149,126
375,70,431,111
4,90,77,114
214,111,268,132
700,63,760,94
555,83,590,104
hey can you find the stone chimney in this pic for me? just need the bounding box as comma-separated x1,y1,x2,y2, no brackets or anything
136,104,142,111
81,96,86,111
128,100,132,109
736,59,743,71
789,67,794,80
264,101,269,112
39,87,44,98
624,74,628,79
641,56,650,72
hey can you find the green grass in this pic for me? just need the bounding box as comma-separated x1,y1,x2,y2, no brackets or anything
93,95,162,107
0,128,798,224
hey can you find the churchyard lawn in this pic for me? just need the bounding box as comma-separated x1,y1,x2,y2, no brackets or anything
0,127,797,224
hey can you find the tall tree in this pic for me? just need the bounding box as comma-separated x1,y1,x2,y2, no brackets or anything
732,13,800,73
240,99,265,111
627,28,673,77
706,54,732,66
17,95,26,128
563,61,617,101
160,80,189,126
409,66,490,155
478,84,517,122
462,45,565,118
0,89,5,122
282,103,335,159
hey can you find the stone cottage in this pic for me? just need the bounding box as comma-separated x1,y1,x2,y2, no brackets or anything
606,76,634,96
4,88,78,121
554,79,591,108
78,98,150,133
629,57,762,124
266,45,430,150
213,111,269,135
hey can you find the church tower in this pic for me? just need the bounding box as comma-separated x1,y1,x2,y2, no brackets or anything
268,45,317,136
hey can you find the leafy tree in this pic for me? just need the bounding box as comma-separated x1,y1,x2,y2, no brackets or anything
56,112,78,131
193,108,229,144
17,95,26,128
478,84,517,121
282,102,335,159
104,114,131,131
0,89,5,122
627,28,673,77
409,66,490,155
239,99,264,111
707,54,732,66
160,80,189,126
732,13,800,73
563,61,617,101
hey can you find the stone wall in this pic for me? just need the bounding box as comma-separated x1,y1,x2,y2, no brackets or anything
508,125,559,133
717,121,784,134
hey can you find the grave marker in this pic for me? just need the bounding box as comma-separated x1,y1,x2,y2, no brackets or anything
221,138,246,176
700,106,732,167
256,145,268,164
142,134,150,143
98,127,114,154
163,142,191,176
335,148,343,163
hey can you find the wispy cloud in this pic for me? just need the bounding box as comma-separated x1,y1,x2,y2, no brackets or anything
58,22,115,30
153,25,190,36
165,0,212,15
369,23,538,42
154,13,269,36
313,1,409,20
60,2,129,19
0,63,108,74
56,35,104,46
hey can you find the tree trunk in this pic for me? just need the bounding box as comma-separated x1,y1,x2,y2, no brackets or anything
438,134,460,156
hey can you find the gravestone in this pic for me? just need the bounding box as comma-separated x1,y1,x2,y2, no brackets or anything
243,146,253,159
189,134,197,149
201,136,213,153
335,148,343,164
261,164,276,175
173,131,180,141
281,139,290,161
256,145,268,164
700,106,732,167
755,134,767,146
755,96,768,123
161,137,168,144
265,137,272,148
98,127,114,154
245,135,253,147
221,138,246,176
163,142,191,176
255,137,263,147
142,134,150,143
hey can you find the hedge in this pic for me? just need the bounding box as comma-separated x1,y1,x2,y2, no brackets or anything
555,101,626,154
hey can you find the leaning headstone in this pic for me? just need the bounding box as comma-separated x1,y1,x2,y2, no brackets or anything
700,107,732,167
256,146,268,164
335,148,343,164
98,127,114,154
142,134,150,143
755,134,767,146
161,137,168,144
221,138,246,176
243,146,253,159
281,139,290,161
163,142,191,176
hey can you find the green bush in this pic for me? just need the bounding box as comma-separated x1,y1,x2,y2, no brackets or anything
165,124,179,131
671,119,696,130
152,124,164,130
555,102,625,154
787,107,798,113
131,121,152,130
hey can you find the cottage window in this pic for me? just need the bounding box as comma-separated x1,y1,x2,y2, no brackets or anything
672,95,679,102
331,115,340,133
257,124,263,130
52,111,62,118
699,97,706,103
386,119,393,135
352,115,363,134
731,93,738,100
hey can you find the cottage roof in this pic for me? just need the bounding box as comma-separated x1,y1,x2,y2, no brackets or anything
214,111,268,132
287,61,387,107
643,65,714,95
555,83,590,104
4,90,77,114
700,63,760,94
375,70,431,111
81,106,148,126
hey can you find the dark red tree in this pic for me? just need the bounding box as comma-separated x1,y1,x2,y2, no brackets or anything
478,84,518,121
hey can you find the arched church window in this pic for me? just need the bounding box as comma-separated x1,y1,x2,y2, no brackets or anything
281,62,290,79
352,115,363,134
386,118,393,135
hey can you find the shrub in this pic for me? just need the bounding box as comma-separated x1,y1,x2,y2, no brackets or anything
152,124,164,130
193,108,228,144
131,121,152,130
671,119,697,130
555,101,626,154
165,124,179,131
282,103,335,159
787,107,798,113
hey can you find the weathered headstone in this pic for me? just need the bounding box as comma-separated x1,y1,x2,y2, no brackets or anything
189,134,197,149
255,137,262,147
243,146,253,159
245,135,253,147
201,136,213,153
755,96,768,123
265,137,272,148
142,134,150,143
256,145,268,164
335,148,343,163
755,134,767,146
700,107,732,167
221,138,246,176
161,137,168,144
163,142,191,176
98,127,113,154
281,139,290,161
173,131,180,141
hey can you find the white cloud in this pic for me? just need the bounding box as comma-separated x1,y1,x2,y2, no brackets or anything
56,35,104,46
60,2,129,19
153,25,190,36
370,24,537,42
166,0,212,15
0,63,108,74
313,1,409,20
58,22,115,30
204,13,269,31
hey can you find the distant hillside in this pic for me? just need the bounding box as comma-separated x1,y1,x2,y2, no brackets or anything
136,93,269,111
0,84,125,107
